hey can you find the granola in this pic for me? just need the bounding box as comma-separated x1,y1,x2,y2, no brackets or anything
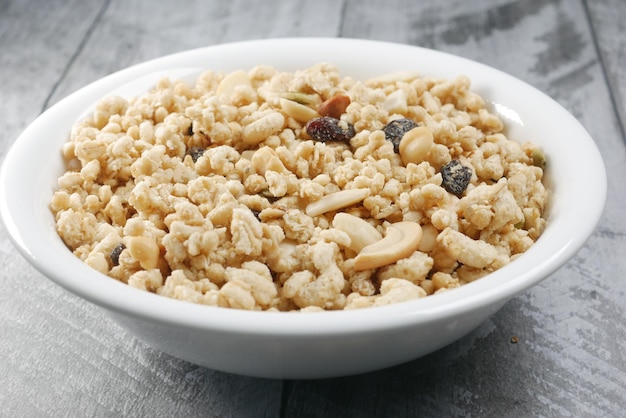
50,64,548,311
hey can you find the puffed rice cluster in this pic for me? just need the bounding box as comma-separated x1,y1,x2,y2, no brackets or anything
50,64,548,311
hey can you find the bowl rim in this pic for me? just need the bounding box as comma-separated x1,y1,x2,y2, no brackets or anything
0,37,607,336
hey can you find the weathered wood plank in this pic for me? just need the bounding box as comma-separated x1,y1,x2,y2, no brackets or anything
1,0,348,416
283,0,626,416
1,0,350,416
46,0,346,107
1,0,625,416
0,0,106,156
586,0,626,139
0,253,281,417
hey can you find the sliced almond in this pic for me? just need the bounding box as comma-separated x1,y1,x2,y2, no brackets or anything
305,188,369,217
259,207,287,221
216,70,251,97
242,112,285,145
280,98,320,123
332,212,382,253
250,147,289,175
370,71,421,83
282,91,319,105
382,89,407,114
353,222,422,271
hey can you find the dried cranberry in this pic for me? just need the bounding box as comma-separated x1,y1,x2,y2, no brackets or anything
305,116,355,143
441,160,472,197
382,118,418,153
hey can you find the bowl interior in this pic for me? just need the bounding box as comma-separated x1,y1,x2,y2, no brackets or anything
0,38,606,334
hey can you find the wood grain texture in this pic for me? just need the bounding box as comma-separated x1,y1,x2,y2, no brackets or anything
0,0,104,156
1,0,624,416
586,0,626,139
281,1,626,417
45,0,346,108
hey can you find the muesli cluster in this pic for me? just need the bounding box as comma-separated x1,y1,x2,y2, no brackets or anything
50,64,548,311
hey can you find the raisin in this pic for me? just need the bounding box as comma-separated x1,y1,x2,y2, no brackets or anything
110,243,125,266
186,146,206,163
382,118,418,153
441,160,472,197
259,188,281,203
305,116,355,143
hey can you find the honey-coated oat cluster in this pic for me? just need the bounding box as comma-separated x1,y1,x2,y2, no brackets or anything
50,64,548,311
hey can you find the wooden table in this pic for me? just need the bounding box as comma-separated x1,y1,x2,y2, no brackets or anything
1,0,624,416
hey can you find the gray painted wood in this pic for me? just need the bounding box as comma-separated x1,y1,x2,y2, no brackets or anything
587,0,626,139
1,0,624,416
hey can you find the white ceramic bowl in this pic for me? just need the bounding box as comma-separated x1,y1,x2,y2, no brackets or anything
0,38,606,379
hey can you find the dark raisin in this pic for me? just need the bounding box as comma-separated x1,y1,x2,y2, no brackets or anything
259,188,281,203
186,146,206,163
382,118,418,153
441,160,472,197
305,116,355,143
110,243,125,266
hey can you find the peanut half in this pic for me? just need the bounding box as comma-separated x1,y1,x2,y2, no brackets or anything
332,212,382,253
399,126,434,166
353,221,422,271
305,188,370,217
251,146,289,175
126,236,160,270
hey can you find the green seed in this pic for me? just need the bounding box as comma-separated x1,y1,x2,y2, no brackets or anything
532,148,546,169
282,91,318,105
